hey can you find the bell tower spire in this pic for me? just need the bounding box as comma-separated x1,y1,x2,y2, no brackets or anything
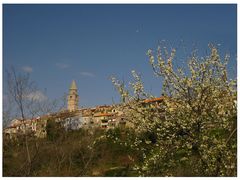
67,80,79,111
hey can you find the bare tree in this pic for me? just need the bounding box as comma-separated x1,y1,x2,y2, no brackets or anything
5,66,37,175
3,93,15,128
4,66,69,176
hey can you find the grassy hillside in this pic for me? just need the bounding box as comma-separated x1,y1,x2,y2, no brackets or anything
3,128,139,177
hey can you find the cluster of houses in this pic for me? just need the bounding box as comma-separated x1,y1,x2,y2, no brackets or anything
3,80,165,139
3,104,124,139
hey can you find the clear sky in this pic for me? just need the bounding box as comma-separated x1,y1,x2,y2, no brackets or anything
3,4,237,108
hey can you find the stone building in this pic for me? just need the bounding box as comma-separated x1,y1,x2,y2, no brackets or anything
68,80,79,112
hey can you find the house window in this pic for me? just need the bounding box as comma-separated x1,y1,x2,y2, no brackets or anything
102,120,108,123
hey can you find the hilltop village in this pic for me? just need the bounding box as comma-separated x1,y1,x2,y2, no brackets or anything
3,80,164,139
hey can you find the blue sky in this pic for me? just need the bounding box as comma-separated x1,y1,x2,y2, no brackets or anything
3,4,237,108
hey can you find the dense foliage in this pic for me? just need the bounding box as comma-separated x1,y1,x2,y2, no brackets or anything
111,44,237,176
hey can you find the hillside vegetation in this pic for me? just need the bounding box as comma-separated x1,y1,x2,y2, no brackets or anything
3,128,140,176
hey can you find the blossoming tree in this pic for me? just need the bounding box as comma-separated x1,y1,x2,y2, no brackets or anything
111,44,237,176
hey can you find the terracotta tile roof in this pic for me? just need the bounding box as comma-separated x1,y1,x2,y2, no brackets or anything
143,96,165,103
82,113,92,117
4,126,17,129
94,113,114,117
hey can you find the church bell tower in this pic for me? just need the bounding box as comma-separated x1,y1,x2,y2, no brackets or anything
67,80,79,112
